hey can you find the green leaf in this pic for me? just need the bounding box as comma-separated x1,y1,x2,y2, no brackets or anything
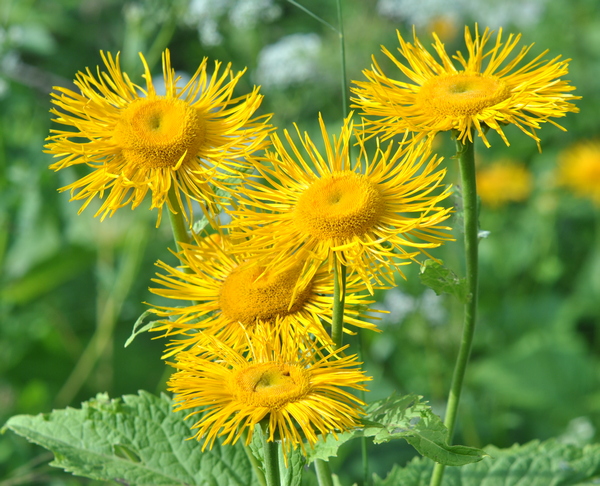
124,309,162,348
3,391,255,486
374,439,600,486
249,425,305,486
279,443,306,486
419,260,469,303
306,394,486,467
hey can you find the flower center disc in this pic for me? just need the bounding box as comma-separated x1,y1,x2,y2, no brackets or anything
233,362,310,409
417,73,511,117
293,171,384,240
113,97,205,169
219,262,312,324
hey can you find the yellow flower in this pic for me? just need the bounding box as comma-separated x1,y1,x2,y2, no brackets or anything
150,233,379,356
476,159,532,208
168,324,369,456
351,25,579,149
558,140,600,205
46,49,271,224
228,114,452,291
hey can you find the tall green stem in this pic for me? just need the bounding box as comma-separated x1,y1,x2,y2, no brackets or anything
167,187,191,254
314,258,346,486
430,138,479,486
242,431,267,486
331,258,347,347
260,422,281,486
315,459,335,486
336,0,348,119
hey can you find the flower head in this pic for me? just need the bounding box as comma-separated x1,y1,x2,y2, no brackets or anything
46,49,271,224
168,324,369,456
150,233,378,355
227,114,452,291
557,140,600,205
352,25,579,149
476,159,532,208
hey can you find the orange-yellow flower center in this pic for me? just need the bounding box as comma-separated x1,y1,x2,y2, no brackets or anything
293,171,384,240
417,73,511,117
219,262,312,324
232,362,311,410
113,97,205,169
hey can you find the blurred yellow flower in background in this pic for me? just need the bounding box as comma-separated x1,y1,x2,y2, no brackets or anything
168,324,369,456
228,114,452,292
46,49,271,224
558,140,600,205
149,233,379,356
476,159,532,208
352,25,579,149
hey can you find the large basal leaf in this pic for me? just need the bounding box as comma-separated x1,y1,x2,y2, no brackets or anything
374,439,600,486
306,394,486,467
3,391,255,486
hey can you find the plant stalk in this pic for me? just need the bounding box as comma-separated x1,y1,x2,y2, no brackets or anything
315,458,335,486
331,258,347,347
430,138,479,486
336,0,348,119
260,422,281,486
242,431,267,486
167,187,191,254
315,258,347,484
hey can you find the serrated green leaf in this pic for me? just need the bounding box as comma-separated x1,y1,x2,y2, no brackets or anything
419,260,469,303
280,443,306,486
306,394,486,467
374,439,600,486
4,391,256,486
249,424,305,486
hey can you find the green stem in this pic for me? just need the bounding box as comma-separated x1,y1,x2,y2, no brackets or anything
260,422,281,486
242,432,267,486
166,186,196,277
315,458,334,486
358,330,369,485
430,138,479,486
316,257,347,484
331,258,347,347
336,0,348,119
286,0,338,32
167,187,191,253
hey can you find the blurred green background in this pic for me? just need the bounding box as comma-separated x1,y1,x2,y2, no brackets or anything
1,0,599,484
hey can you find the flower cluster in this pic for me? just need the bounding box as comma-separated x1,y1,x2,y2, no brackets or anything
47,22,578,462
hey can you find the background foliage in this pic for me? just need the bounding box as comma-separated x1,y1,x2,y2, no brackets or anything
1,0,599,484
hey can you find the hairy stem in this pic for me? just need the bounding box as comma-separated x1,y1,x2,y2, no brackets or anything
242,431,267,486
260,422,281,486
315,458,334,486
331,258,348,347
167,187,191,254
336,0,348,119
430,138,479,486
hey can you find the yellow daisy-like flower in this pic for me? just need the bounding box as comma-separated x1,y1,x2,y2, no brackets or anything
557,140,600,205
150,233,379,355
168,324,369,456
476,159,532,208
351,25,579,149
46,49,271,224
228,114,452,291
